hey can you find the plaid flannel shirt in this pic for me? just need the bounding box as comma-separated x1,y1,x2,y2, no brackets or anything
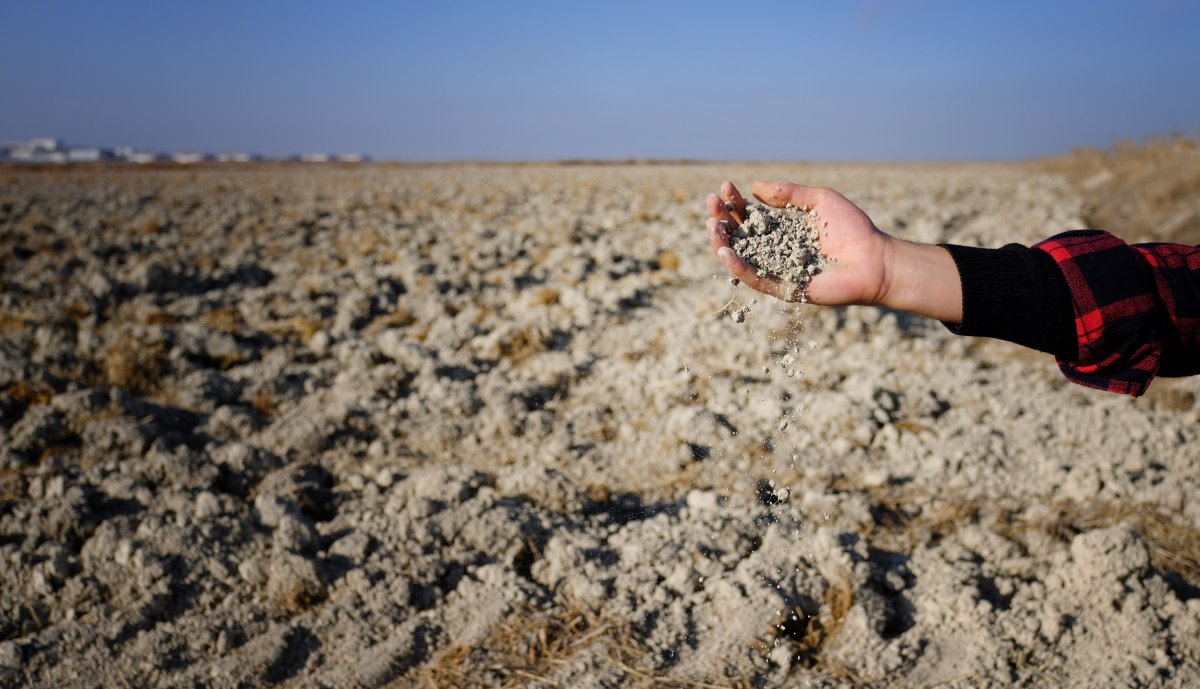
1034,231,1200,396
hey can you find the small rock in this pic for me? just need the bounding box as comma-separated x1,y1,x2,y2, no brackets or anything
374,468,394,488
114,539,134,567
310,330,331,356
267,553,325,608
31,569,53,594
273,514,319,555
45,475,66,499
194,491,222,519
328,530,371,565
253,493,292,528
215,629,232,655
238,557,267,586
0,640,21,670
686,490,720,511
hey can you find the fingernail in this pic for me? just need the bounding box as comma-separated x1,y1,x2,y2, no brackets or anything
717,247,734,264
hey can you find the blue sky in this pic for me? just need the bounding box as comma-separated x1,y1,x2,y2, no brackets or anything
1,1,1197,161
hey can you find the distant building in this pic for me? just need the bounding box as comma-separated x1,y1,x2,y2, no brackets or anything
113,145,159,163
67,147,112,162
5,138,64,163
336,153,367,163
0,136,308,164
112,147,161,163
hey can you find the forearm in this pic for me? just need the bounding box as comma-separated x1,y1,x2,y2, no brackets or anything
881,239,964,324
883,237,1077,359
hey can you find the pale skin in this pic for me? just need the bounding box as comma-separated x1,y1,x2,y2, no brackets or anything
706,180,964,324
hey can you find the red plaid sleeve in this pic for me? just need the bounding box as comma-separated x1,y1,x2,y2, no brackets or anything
1034,230,1200,396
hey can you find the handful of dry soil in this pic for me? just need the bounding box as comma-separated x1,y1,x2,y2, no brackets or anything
730,202,829,301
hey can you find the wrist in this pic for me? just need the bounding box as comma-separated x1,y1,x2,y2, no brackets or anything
881,238,963,323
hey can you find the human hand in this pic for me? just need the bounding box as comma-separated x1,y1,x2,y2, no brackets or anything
706,181,891,306
706,180,963,322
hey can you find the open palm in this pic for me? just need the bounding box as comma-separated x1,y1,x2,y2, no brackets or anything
706,180,893,306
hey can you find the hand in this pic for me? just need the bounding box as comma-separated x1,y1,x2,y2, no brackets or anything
706,180,891,305
705,180,963,323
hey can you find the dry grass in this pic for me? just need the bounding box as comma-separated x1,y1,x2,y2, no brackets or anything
287,317,324,342
102,335,167,396
251,390,277,419
843,476,1200,588
417,599,743,689
1141,379,1198,414
365,308,417,334
530,288,560,306
0,311,29,333
0,466,25,510
499,326,547,366
63,300,91,324
274,581,325,615
655,250,680,272
780,574,853,653
203,306,241,334
1037,134,1200,245
1017,501,1200,585
138,217,164,236
140,310,179,326
417,599,611,688
4,380,55,406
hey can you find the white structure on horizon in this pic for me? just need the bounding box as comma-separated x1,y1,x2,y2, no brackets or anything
171,152,207,164
113,146,160,163
67,147,110,162
0,137,365,164
4,138,66,162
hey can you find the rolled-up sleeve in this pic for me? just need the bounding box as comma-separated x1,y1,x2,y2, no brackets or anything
942,230,1200,397
1034,231,1200,395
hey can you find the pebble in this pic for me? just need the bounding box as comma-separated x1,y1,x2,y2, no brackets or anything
310,330,331,356
238,557,266,586
194,491,222,519
374,468,394,488
686,490,720,511
0,641,21,669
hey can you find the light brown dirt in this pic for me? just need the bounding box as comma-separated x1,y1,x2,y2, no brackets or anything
1,162,1198,688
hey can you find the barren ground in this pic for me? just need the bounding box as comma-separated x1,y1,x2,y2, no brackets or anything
1,163,1198,688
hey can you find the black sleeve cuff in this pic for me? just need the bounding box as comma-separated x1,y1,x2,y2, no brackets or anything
938,243,1077,359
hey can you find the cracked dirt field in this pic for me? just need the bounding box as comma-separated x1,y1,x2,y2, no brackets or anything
2,162,1198,688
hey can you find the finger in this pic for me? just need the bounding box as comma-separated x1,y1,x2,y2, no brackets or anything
706,217,731,255
751,180,829,210
716,247,787,300
719,180,748,221
706,193,739,227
